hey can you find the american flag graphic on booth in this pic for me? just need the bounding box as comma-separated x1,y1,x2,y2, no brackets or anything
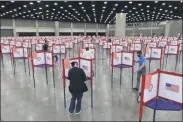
165,83,180,93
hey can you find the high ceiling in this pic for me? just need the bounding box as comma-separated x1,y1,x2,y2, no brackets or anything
0,1,182,24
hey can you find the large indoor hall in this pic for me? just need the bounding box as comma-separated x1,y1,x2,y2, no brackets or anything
0,1,182,121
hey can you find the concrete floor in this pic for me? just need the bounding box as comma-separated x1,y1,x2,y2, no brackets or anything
1,43,182,121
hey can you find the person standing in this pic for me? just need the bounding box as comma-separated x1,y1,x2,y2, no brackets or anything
42,39,49,51
133,50,146,91
81,47,93,59
68,62,88,114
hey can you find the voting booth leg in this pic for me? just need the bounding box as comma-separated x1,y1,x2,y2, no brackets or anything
63,87,66,108
1,55,4,68
91,87,93,108
148,59,151,73
33,72,36,88
23,59,26,73
111,72,113,88
13,61,16,75
165,55,168,67
95,63,96,81
53,71,55,88
132,72,134,89
120,68,122,85
153,109,156,122
45,66,48,85
175,55,178,71
28,59,30,75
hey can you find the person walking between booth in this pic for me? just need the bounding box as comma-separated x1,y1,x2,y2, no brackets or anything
133,50,146,91
68,62,88,114
42,40,58,65
81,47,93,59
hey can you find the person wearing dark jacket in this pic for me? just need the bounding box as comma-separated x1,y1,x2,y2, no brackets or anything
43,40,49,51
68,61,88,114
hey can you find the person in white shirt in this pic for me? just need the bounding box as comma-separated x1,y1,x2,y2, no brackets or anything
81,47,93,59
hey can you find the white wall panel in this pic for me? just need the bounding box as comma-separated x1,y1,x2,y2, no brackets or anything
59,28,71,32
59,22,71,28
73,28,85,32
73,23,85,28
1,19,13,27
38,27,55,32
16,27,37,32
15,19,36,27
38,20,54,27
98,24,106,29
86,23,97,29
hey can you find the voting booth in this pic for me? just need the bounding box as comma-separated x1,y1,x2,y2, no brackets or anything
51,44,66,58
82,42,95,48
103,42,112,49
12,47,30,74
79,48,96,60
147,42,157,48
62,57,94,108
110,45,124,54
1,44,13,66
139,69,182,122
145,47,162,72
164,45,179,69
130,43,142,52
111,51,135,88
31,51,55,88
35,43,43,51
158,41,167,48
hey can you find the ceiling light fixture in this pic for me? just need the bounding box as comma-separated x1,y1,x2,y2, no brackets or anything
129,1,132,4
79,2,82,5
30,2,33,5
37,1,41,3
1,5,5,8
104,2,107,4
23,5,27,8
54,2,58,5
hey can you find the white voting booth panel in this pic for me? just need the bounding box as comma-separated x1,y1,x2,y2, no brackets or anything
148,42,157,48
164,45,178,54
33,52,53,66
16,41,22,47
10,41,15,46
122,52,133,66
79,48,95,59
123,41,128,47
113,53,122,65
111,45,123,53
1,45,11,54
65,42,73,48
80,59,91,77
45,53,53,65
4,40,9,45
23,42,31,48
52,45,66,54
143,73,159,103
36,44,43,51
13,48,28,58
103,42,112,48
158,41,167,47
84,43,94,48
158,73,182,103
170,41,178,45
31,40,36,45
145,48,162,59
113,40,120,44
130,43,141,51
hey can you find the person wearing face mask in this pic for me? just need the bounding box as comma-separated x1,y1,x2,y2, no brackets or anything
133,50,146,91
